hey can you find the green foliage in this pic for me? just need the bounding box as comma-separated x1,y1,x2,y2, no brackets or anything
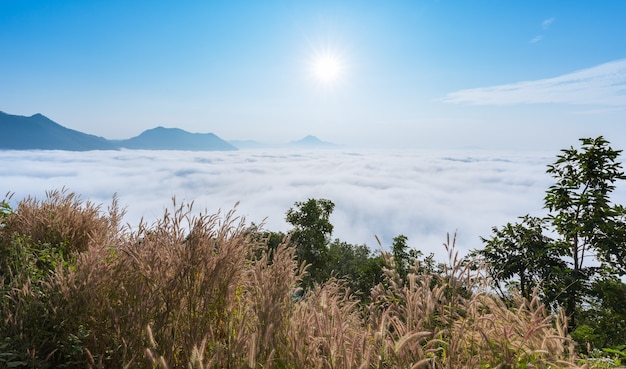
1,236,68,283
284,198,386,297
476,215,564,303
578,346,626,369
545,137,626,270
391,234,423,282
0,199,11,221
602,346,626,366
246,223,287,262
0,338,31,368
326,239,384,300
477,136,626,351
544,136,626,328
285,198,335,287
574,277,626,350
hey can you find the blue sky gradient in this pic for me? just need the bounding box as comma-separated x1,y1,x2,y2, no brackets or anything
2,1,626,149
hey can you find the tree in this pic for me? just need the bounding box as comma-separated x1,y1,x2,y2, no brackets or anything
285,198,335,287
245,223,288,263
573,276,626,351
326,239,384,300
391,235,422,282
477,136,626,336
544,136,626,328
477,215,564,303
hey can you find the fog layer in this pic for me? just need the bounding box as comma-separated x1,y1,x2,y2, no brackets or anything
2,149,584,259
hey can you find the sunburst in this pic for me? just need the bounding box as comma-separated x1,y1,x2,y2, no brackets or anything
308,48,346,86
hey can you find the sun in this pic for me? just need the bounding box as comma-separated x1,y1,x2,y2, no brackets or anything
309,49,345,86
313,54,342,84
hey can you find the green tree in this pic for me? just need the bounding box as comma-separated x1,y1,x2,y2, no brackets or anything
285,198,335,287
544,136,626,328
572,276,626,350
391,234,422,282
477,215,564,303
326,239,384,300
478,136,626,337
246,222,288,262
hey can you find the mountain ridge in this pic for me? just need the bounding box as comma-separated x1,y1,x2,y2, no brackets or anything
115,126,237,151
0,112,337,151
0,111,115,151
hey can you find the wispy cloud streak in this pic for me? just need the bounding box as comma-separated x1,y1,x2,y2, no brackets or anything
542,17,555,29
530,17,555,43
443,59,626,106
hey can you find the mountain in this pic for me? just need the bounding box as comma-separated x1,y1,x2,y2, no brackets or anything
0,111,338,151
115,126,237,151
0,111,115,151
0,112,237,151
229,135,339,150
288,135,338,148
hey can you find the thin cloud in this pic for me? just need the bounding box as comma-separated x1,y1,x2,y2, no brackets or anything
529,17,554,44
0,149,562,260
442,58,626,106
542,17,555,30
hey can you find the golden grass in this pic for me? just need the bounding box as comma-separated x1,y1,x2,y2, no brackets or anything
3,187,123,254
1,190,589,368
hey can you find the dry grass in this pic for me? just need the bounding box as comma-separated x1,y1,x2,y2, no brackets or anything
1,190,590,368
0,188,124,367
3,187,123,255
364,234,577,369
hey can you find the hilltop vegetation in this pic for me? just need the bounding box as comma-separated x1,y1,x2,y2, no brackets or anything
1,137,625,368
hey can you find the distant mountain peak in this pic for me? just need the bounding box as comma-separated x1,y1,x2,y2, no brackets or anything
146,126,177,131
298,135,322,142
290,135,337,148
118,126,236,151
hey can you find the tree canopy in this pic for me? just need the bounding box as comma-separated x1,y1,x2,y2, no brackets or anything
476,136,626,348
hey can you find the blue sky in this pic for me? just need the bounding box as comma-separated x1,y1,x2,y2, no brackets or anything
2,1,626,150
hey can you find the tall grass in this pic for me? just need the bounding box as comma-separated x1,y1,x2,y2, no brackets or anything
1,190,588,368
365,234,578,369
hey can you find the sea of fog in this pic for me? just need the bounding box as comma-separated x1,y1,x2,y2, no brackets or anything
4,148,617,261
